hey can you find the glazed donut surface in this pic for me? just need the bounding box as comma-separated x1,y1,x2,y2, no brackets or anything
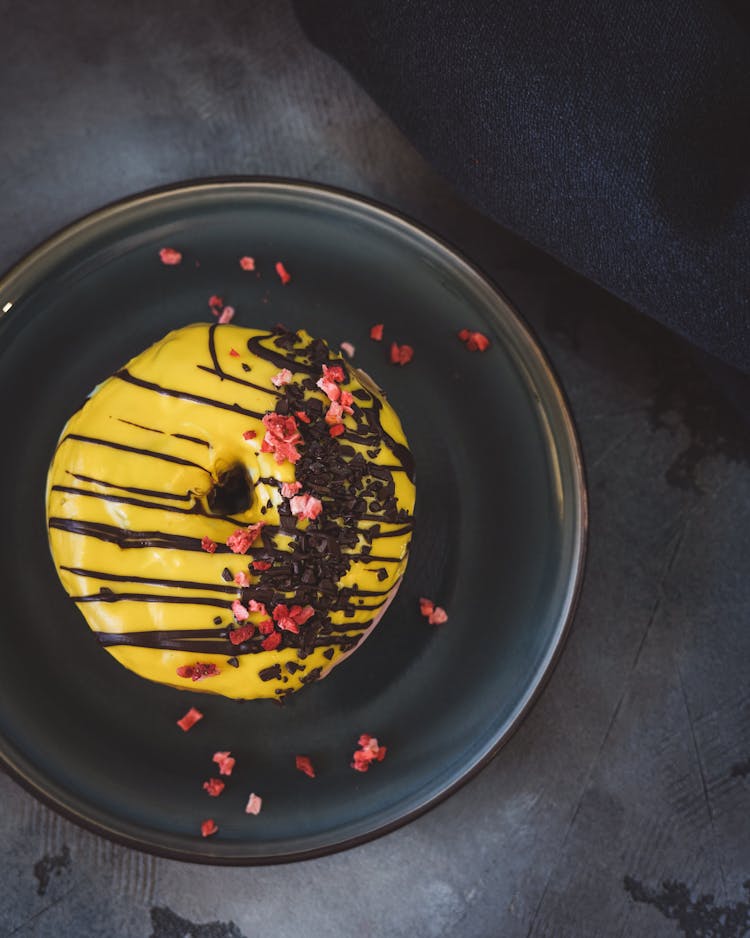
46,323,415,700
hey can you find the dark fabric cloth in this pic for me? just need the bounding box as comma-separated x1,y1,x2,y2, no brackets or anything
292,0,750,376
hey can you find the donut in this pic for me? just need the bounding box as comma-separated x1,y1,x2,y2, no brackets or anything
46,323,415,700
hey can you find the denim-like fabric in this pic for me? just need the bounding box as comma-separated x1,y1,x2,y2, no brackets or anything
293,0,750,375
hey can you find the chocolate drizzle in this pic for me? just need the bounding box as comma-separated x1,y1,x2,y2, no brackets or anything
66,472,194,502
49,484,251,524
60,434,208,472
201,323,283,397
60,566,239,593
49,517,228,553
116,369,265,419
117,418,211,449
74,591,233,608
246,332,320,375
96,627,363,655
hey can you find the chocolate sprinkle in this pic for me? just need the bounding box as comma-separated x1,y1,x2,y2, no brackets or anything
300,666,322,685
227,656,239,668
259,663,282,682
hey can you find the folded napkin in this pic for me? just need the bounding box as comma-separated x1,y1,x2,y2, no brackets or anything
293,0,750,377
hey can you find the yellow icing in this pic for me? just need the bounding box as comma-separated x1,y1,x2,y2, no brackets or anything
45,323,415,700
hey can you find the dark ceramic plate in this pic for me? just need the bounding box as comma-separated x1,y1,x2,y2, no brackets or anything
0,180,586,864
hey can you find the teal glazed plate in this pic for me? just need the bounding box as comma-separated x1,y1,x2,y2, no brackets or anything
0,180,586,864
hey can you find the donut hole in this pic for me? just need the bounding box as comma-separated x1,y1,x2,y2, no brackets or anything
207,463,253,516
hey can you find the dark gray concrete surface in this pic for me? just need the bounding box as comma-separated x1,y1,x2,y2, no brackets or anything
1,2,748,936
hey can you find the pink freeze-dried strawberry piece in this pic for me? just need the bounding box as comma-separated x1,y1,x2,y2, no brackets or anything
290,605,315,626
229,623,254,645
272,604,299,634
159,247,182,265
217,306,235,325
176,662,220,681
226,523,265,554
271,604,314,632
325,401,344,425
234,571,250,587
322,364,345,383
261,631,282,651
340,341,355,358
329,424,345,438
390,342,414,366
229,348,240,357
227,530,251,554
458,329,491,352
352,750,374,772
419,597,448,624
257,618,275,635
252,560,272,571
239,256,255,271
271,368,293,387
242,429,257,440
295,755,316,778
295,410,311,424
275,261,291,284
261,413,302,464
231,600,249,622
198,662,220,680
316,374,340,402
248,599,268,616
212,751,236,775
200,536,217,554
245,792,263,815
176,707,204,732
339,390,354,414
316,364,346,402
370,323,384,341
209,294,224,310
289,493,323,520
419,597,435,617
280,481,302,498
202,778,225,797
351,735,387,772
201,819,218,837
468,333,490,351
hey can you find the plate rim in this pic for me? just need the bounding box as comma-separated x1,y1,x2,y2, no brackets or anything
0,175,588,865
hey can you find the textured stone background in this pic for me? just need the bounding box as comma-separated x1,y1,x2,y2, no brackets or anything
1,2,748,936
